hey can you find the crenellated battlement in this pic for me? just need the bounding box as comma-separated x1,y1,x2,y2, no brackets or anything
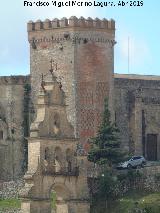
0,75,30,85
27,16,115,32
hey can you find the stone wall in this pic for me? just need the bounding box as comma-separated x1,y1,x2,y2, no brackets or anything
0,179,24,213
114,74,160,160
0,209,21,213
88,165,160,199
0,76,30,181
0,179,24,199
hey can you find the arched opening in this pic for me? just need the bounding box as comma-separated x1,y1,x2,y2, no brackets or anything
53,113,60,136
0,119,8,143
0,105,5,121
54,147,63,172
0,118,8,180
50,184,70,213
0,130,3,140
43,147,50,170
44,147,50,161
66,149,72,173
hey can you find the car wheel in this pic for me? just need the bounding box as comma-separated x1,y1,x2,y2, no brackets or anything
127,164,132,169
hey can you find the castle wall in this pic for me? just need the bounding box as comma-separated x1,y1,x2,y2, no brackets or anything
114,74,160,160
1,72,160,182
0,76,29,180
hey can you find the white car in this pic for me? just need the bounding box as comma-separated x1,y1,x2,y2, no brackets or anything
117,156,146,169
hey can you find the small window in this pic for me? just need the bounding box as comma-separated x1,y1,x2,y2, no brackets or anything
44,147,50,161
0,131,3,139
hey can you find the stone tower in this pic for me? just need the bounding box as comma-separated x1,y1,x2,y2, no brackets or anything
27,16,116,154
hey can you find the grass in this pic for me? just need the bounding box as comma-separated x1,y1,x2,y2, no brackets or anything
51,191,56,209
91,191,160,213
0,199,21,210
112,191,160,213
1,192,160,212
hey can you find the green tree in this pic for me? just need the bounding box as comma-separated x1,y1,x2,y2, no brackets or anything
88,98,127,211
88,98,125,168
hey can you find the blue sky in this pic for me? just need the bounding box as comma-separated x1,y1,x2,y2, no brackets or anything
0,0,160,76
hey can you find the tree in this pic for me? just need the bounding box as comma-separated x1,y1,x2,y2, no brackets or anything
88,98,126,168
88,98,127,210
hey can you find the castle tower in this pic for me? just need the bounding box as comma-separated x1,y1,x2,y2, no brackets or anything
27,16,115,155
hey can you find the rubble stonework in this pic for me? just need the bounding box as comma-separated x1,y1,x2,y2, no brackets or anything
0,76,30,181
114,74,160,159
0,179,24,199
0,180,23,213
0,209,21,213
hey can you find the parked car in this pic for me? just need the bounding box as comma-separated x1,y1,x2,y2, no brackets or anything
117,156,146,169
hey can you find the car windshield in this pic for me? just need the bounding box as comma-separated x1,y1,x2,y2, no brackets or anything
131,156,142,160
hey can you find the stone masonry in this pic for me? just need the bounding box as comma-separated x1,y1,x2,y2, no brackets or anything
114,74,160,160
0,76,29,181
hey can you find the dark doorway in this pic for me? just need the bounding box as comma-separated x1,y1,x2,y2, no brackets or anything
147,134,157,161
0,131,3,139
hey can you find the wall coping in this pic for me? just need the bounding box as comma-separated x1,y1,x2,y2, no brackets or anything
0,75,30,85
114,73,160,81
